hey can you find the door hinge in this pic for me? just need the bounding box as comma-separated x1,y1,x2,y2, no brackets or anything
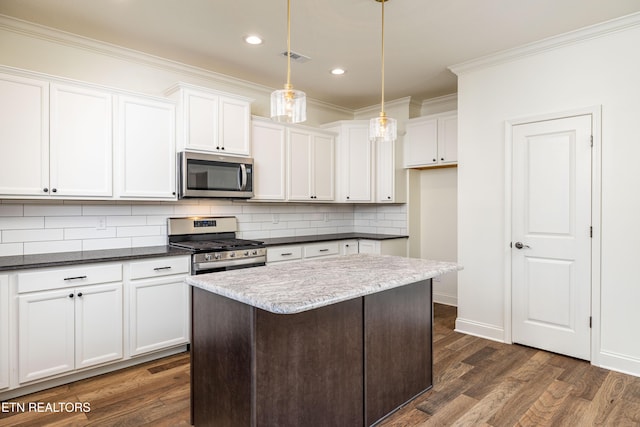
589,316,592,328
590,226,593,238
590,135,593,147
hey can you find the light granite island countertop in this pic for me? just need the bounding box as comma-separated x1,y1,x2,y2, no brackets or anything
188,253,462,427
186,253,461,314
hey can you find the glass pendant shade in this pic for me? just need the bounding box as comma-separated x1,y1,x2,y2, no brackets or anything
271,85,307,123
369,113,397,142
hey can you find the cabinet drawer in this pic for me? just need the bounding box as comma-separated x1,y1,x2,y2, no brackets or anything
17,263,122,294
303,242,340,258
129,256,190,280
266,245,302,263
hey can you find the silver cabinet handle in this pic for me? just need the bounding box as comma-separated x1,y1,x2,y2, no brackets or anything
319,249,329,252
153,266,172,271
281,252,293,256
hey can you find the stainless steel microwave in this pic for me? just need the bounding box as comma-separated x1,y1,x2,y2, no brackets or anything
178,152,254,199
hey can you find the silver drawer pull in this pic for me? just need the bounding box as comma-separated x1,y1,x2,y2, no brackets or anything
64,275,87,281
153,266,172,271
319,249,329,252
281,253,293,256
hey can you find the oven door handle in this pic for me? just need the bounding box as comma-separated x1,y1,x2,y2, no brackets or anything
239,164,248,191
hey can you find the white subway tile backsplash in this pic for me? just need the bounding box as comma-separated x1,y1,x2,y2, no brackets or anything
0,217,44,230
131,235,167,247
24,204,82,217
64,227,117,240
82,237,132,251
0,204,23,217
24,240,82,255
45,216,101,229
82,204,133,216
3,228,63,243
0,201,407,256
0,242,23,256
116,225,163,238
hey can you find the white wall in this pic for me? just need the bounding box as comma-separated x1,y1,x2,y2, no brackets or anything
419,168,457,306
453,13,640,376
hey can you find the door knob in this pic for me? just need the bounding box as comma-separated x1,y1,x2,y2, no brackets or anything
514,242,531,249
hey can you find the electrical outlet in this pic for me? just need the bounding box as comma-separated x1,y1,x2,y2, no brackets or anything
272,214,279,224
96,216,106,230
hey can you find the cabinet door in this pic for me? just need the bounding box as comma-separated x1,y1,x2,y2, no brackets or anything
50,83,113,197
220,96,251,156
75,283,123,369
129,277,189,356
0,73,49,196
404,118,438,167
252,120,286,200
0,275,8,389
438,114,458,164
376,140,395,202
340,240,359,255
117,95,176,199
312,133,335,201
18,289,75,383
183,89,219,152
344,126,372,202
287,129,313,201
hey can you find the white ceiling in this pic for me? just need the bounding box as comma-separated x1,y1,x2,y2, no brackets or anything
1,0,640,109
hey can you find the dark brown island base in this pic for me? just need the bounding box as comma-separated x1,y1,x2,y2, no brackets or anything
186,254,460,426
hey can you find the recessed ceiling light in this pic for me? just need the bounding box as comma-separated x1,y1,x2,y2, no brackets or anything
244,35,263,45
331,68,346,76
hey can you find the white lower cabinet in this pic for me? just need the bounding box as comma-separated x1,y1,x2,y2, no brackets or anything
18,281,123,383
0,275,8,390
4,255,190,397
128,257,190,356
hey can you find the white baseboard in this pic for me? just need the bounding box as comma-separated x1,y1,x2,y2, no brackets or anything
455,317,505,343
598,350,640,378
433,292,457,306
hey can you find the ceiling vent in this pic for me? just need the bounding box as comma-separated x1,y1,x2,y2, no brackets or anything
281,51,311,63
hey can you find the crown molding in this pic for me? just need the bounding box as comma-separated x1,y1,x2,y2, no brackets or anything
449,11,640,75
0,14,353,114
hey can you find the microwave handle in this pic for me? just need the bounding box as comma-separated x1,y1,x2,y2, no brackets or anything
239,164,248,191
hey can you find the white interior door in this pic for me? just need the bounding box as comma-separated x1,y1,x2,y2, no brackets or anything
511,114,592,360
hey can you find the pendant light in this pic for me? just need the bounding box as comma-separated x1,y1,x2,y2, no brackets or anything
271,0,307,123
369,0,397,142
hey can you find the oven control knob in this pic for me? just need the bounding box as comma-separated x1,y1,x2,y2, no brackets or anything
204,254,213,261
244,251,249,256
252,250,258,255
229,252,236,258
214,253,222,260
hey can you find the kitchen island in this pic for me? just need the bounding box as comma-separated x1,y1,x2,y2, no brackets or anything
186,254,460,427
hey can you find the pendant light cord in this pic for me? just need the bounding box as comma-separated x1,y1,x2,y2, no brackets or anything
286,0,292,89
380,0,385,115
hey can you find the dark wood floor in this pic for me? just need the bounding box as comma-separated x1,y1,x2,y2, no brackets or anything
2,304,640,426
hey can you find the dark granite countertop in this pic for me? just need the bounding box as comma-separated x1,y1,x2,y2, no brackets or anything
259,233,408,247
0,246,192,272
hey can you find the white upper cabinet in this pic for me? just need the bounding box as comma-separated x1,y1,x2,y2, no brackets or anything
0,73,113,199
167,83,252,156
0,73,49,197
404,111,457,168
116,95,176,200
251,117,287,201
50,83,113,197
325,121,373,203
287,128,335,201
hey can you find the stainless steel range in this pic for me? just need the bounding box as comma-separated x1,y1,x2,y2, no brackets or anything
167,216,266,274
